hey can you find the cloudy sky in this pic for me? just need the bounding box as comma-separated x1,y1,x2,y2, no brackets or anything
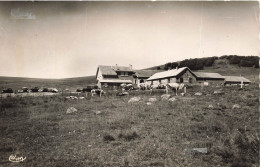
0,1,258,78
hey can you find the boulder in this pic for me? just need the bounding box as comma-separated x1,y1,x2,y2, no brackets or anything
79,97,85,100
195,92,202,96
161,94,171,100
232,104,241,109
128,97,141,103
94,110,102,115
66,107,77,114
208,104,214,109
213,90,224,95
148,97,157,102
146,102,152,105
168,97,176,102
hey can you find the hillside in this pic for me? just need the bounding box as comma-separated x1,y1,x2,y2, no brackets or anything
0,56,258,91
145,56,259,83
0,76,96,91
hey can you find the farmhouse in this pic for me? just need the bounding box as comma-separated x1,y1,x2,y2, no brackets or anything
193,72,225,85
96,65,135,89
224,76,251,85
147,67,197,85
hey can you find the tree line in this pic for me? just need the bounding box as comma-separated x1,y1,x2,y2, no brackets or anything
158,55,259,70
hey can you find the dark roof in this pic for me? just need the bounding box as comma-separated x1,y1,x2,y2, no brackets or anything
193,72,225,79
98,65,133,76
224,76,251,83
98,65,117,76
134,70,163,78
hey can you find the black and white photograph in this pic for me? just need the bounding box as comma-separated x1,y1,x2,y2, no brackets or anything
0,1,259,166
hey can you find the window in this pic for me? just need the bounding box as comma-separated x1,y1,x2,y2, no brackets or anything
180,78,183,83
120,72,128,76
189,78,192,83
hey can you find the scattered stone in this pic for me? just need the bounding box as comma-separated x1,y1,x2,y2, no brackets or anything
161,94,171,100
117,92,129,96
195,92,202,96
94,110,102,115
168,97,176,102
146,102,152,105
66,107,77,114
180,93,185,96
148,97,157,102
184,148,208,155
208,105,214,109
79,97,85,100
213,90,224,95
232,104,241,109
128,97,141,103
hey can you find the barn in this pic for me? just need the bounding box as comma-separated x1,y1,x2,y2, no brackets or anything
147,67,197,85
224,76,251,86
193,72,225,85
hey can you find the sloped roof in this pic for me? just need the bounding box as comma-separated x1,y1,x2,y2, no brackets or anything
98,65,133,76
99,79,132,83
193,72,225,79
98,65,117,76
134,70,163,78
147,67,191,81
224,76,251,83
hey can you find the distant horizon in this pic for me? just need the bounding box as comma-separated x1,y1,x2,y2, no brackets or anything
0,55,258,79
0,1,258,78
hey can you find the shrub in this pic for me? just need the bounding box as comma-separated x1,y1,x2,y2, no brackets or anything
118,132,139,141
103,134,115,142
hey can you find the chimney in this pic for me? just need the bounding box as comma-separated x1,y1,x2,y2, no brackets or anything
129,64,132,70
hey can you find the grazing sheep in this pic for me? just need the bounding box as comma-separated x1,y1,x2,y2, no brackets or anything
120,83,133,92
91,89,105,97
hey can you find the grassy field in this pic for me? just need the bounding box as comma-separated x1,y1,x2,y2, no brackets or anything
0,84,259,166
0,76,96,92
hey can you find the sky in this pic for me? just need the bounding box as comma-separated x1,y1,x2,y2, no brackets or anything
0,1,259,78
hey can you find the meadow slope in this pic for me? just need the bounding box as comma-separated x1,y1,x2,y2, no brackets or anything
0,84,259,166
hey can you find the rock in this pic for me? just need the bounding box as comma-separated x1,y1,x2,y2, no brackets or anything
128,97,141,103
168,97,176,102
146,102,152,105
122,92,129,95
94,110,102,115
208,105,214,109
161,94,171,100
117,92,129,96
232,104,241,109
195,92,202,96
213,90,224,95
66,107,77,114
148,97,157,102
180,93,185,96
79,97,85,100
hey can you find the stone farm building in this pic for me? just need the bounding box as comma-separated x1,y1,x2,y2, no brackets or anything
147,67,197,85
146,67,251,86
96,65,252,89
96,65,160,89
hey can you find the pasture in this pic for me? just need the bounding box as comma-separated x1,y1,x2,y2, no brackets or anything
0,84,259,166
